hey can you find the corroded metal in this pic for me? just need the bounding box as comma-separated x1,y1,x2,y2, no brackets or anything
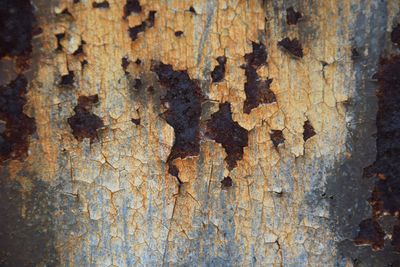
0,0,399,266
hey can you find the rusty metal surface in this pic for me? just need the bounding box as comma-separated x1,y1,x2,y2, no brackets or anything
0,0,399,266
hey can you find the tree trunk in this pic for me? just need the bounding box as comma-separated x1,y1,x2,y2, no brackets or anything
1,0,399,266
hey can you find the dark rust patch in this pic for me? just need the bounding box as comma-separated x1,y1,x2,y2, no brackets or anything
270,130,284,147
92,1,110,9
364,56,400,219
354,219,385,251
133,78,142,89
124,0,142,19
147,11,156,27
55,33,65,51
188,6,196,14
286,7,302,25
151,61,204,181
355,55,400,253
278,37,304,58
0,0,34,58
206,102,248,170
128,23,146,41
128,11,156,41
242,42,275,114
221,176,233,188
122,56,130,74
73,40,85,56
67,95,104,142
392,224,400,252
81,59,88,69
0,75,36,162
391,24,400,46
303,120,316,141
58,8,72,17
351,47,360,60
175,31,184,37
131,118,140,125
60,71,75,87
211,56,227,83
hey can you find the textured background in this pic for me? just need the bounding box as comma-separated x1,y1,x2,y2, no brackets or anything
0,0,399,266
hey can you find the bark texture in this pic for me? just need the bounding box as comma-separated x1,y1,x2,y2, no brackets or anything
0,0,400,266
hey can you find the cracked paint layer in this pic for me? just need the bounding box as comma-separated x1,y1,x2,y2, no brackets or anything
4,0,399,266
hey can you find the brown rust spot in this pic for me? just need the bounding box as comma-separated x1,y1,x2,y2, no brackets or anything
67,95,104,142
270,130,285,147
92,1,110,9
58,8,72,17
303,120,316,141
286,7,302,25
0,75,36,162
132,78,142,90
73,40,85,56
211,56,226,83
15,54,31,72
221,176,233,188
131,118,140,125
121,56,130,74
242,42,275,114
147,11,156,27
175,31,184,37
206,102,248,170
188,6,196,14
151,61,204,181
59,71,75,87
354,219,385,251
278,37,304,58
55,33,65,51
123,0,142,19
147,85,154,94
128,11,156,41
391,24,400,46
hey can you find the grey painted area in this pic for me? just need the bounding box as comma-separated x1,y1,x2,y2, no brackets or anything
327,1,400,266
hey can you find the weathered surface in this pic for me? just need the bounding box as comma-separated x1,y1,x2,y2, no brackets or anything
1,0,400,266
